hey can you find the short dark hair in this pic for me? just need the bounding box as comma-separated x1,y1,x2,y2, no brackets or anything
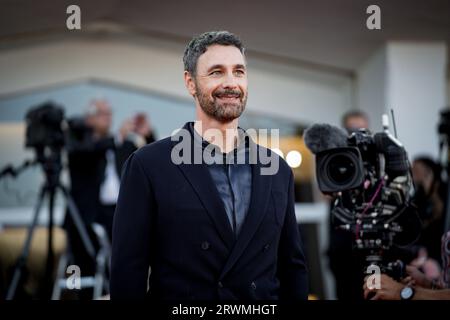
183,31,245,77
341,110,369,127
413,156,441,182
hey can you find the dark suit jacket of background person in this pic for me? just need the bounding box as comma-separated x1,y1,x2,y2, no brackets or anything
64,132,156,277
67,133,156,227
110,122,309,300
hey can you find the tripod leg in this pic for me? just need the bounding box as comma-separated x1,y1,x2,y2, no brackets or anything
6,186,47,300
42,187,56,298
51,252,68,300
91,223,111,299
93,249,105,299
58,185,96,258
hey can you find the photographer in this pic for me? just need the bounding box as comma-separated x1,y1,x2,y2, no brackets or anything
65,99,156,279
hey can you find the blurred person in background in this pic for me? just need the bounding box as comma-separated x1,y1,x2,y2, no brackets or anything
411,156,445,267
341,110,369,134
64,99,156,292
393,156,447,287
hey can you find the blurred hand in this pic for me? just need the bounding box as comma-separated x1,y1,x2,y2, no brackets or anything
363,274,403,300
133,113,151,138
421,259,441,279
405,265,428,287
410,247,441,278
400,276,415,286
120,118,134,141
410,247,428,268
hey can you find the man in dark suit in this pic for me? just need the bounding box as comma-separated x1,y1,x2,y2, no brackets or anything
110,31,308,300
65,100,155,278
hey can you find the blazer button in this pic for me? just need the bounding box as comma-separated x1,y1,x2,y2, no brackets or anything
251,282,257,290
263,244,270,251
201,241,210,250
218,281,224,288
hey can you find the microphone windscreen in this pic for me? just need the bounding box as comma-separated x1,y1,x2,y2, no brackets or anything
304,123,348,154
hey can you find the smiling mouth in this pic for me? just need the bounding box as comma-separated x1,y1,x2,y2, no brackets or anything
217,96,239,101
215,94,241,101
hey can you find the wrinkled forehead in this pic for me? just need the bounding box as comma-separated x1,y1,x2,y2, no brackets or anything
196,44,246,73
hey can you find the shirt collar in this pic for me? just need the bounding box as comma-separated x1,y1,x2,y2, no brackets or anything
188,122,250,161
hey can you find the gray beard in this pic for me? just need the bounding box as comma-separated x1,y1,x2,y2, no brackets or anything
196,89,247,122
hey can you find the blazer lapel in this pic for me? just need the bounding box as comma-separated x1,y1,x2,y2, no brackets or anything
172,125,235,250
219,147,273,279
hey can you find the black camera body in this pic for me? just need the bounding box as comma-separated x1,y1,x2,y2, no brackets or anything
315,128,409,194
25,102,65,150
25,102,93,153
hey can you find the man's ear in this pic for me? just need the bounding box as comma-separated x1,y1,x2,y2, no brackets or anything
184,71,196,97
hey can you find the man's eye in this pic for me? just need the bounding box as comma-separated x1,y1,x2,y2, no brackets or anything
234,70,245,76
210,71,222,76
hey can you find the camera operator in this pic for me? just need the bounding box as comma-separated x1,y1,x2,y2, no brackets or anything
363,230,450,300
327,110,369,300
306,108,447,301
64,99,156,281
342,111,370,134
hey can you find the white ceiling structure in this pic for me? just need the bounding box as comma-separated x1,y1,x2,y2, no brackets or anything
0,0,449,73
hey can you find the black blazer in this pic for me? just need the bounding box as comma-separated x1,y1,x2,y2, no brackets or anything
110,123,308,300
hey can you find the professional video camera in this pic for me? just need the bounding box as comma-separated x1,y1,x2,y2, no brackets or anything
304,115,421,279
25,102,92,155
24,101,92,184
25,102,65,151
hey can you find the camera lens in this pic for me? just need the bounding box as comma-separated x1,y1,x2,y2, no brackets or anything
316,147,364,193
327,154,356,185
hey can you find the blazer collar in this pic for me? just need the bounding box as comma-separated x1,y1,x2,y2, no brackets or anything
171,122,274,270
172,123,235,249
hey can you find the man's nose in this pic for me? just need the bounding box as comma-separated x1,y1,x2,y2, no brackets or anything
221,72,239,89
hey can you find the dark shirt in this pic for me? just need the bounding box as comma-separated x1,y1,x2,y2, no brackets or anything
189,122,252,237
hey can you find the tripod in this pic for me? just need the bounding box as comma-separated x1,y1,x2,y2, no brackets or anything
3,150,96,300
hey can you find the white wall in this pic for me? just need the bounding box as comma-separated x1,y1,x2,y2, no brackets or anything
0,35,353,127
356,47,387,132
356,42,448,160
387,42,447,160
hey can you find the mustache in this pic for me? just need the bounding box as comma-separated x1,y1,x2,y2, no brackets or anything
213,89,243,99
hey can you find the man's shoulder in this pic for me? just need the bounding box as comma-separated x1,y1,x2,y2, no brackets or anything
253,143,292,177
132,136,174,165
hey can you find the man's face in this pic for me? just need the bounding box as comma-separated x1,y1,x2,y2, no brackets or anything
344,116,369,133
86,100,112,137
187,44,248,122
